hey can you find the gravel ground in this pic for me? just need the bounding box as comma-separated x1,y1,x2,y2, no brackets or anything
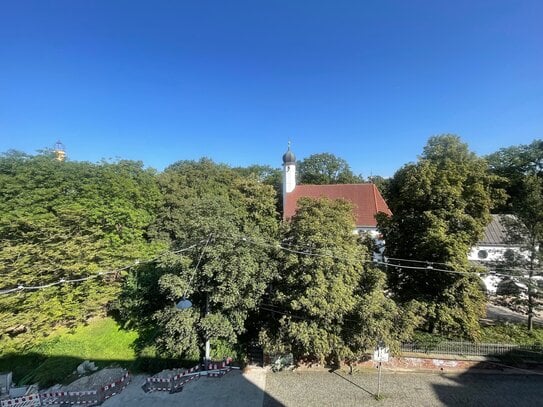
90,367,543,407
264,370,543,407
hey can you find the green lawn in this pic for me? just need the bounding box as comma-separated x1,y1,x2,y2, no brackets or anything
34,317,138,361
0,317,138,387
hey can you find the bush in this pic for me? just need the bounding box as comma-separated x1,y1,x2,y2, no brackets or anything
480,323,543,346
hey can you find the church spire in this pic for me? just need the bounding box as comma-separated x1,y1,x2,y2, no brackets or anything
282,141,296,165
282,142,297,215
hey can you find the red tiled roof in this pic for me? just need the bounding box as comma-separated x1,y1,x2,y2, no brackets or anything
283,183,392,227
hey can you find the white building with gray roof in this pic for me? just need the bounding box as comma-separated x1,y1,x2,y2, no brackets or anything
468,214,528,263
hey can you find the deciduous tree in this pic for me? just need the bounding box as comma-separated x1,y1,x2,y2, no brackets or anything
377,135,499,339
262,197,417,363
0,151,163,344
116,159,279,359
298,153,363,185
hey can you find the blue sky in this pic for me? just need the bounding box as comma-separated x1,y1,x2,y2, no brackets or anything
1,1,542,177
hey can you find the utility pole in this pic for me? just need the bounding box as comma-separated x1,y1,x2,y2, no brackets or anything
527,235,536,331
377,361,382,398
204,292,210,369
373,342,389,399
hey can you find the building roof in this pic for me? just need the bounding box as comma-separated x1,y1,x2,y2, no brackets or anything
283,183,392,227
478,214,518,246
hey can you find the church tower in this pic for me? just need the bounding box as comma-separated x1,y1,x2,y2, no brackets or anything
53,141,66,162
282,142,296,211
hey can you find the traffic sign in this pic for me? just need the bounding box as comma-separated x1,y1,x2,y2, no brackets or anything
372,346,389,363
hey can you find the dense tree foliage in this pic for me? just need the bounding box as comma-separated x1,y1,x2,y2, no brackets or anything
232,164,283,211
377,135,500,339
298,153,363,185
487,140,543,330
368,175,391,202
8,136,537,364
116,159,279,359
486,140,543,212
0,151,163,345
507,175,543,330
261,197,417,363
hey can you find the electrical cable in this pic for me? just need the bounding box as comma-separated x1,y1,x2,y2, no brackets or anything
1,231,538,295
0,239,205,295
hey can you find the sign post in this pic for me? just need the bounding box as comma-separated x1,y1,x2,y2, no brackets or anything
372,343,389,398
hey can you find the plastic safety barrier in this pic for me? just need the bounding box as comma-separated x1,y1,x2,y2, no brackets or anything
0,394,41,407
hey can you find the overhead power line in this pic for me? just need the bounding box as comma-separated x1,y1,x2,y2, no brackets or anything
1,232,537,295
0,240,205,295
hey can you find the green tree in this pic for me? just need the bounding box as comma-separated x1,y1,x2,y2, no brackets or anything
262,197,416,364
368,175,391,202
497,176,543,330
0,151,163,345
232,164,283,212
116,159,279,360
486,139,543,211
377,135,499,339
298,153,363,185
486,140,543,330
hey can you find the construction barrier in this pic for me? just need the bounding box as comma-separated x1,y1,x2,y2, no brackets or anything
143,358,235,393
0,394,40,407
40,389,100,405
2,370,130,407
204,357,234,378
169,373,199,394
143,363,200,394
207,367,231,378
101,371,130,401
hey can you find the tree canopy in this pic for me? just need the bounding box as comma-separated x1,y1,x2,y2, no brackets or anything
486,139,543,212
377,135,498,339
298,153,363,185
5,136,530,363
116,159,280,359
0,151,163,344
487,140,543,330
261,197,417,363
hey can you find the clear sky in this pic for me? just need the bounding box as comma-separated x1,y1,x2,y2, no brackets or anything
1,1,542,177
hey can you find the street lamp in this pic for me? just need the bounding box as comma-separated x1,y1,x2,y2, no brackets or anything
175,295,211,370
175,298,192,309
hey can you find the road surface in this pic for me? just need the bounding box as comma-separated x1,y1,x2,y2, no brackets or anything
98,367,543,407
485,304,543,326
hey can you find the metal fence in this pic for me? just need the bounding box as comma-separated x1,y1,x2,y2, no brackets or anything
400,341,543,358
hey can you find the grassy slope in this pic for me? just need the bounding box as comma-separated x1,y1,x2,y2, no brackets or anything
34,317,138,361
0,317,138,387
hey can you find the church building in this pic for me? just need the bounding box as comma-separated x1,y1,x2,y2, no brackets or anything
281,145,391,235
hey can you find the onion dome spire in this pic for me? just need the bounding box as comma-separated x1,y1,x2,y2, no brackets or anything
282,141,296,164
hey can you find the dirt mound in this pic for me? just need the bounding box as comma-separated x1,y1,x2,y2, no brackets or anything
62,368,126,391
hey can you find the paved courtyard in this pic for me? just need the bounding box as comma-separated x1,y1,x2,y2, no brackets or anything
100,367,543,407
264,370,543,407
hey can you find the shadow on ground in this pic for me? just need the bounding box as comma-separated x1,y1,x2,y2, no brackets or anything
432,349,543,407
0,352,198,387
0,353,285,407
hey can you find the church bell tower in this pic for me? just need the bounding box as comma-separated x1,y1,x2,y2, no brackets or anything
282,142,296,211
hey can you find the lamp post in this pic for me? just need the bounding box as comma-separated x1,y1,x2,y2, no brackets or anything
176,294,211,370
175,234,213,369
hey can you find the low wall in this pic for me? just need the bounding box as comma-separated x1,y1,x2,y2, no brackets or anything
292,354,531,374
354,355,494,373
